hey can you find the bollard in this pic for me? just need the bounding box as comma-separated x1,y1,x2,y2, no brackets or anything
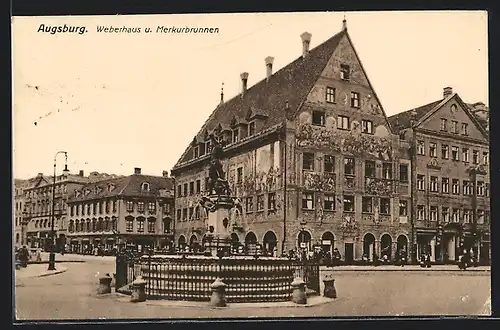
323,275,337,299
15,262,21,270
291,278,307,305
97,273,112,295
130,276,147,303
209,278,227,307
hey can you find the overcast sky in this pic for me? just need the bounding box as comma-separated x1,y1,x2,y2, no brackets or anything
12,11,488,180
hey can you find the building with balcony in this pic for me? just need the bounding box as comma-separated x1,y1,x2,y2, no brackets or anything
171,20,411,262
389,87,490,264
23,169,92,251
65,168,174,254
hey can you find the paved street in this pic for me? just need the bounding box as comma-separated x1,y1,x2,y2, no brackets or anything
14,256,491,320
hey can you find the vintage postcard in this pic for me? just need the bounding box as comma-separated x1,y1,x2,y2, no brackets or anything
12,11,491,320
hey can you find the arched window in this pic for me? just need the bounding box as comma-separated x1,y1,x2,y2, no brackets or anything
141,182,150,192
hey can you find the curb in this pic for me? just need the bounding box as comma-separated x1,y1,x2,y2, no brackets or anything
16,266,68,281
28,260,86,265
107,292,334,309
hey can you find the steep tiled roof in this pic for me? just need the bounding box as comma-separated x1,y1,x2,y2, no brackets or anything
466,102,489,131
388,99,442,132
174,29,347,167
68,174,174,202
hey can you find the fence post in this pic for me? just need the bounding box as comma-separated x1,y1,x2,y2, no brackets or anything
291,278,307,304
130,276,147,303
115,252,127,291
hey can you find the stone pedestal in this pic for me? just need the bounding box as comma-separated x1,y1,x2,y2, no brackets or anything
204,194,233,256
209,278,227,307
323,278,337,299
291,278,307,304
130,277,147,303
97,274,112,294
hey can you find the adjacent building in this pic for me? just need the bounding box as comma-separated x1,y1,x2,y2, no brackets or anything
389,87,490,264
65,168,174,253
14,179,28,247
171,20,413,262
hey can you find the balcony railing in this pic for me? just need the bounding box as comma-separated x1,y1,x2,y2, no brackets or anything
302,171,336,192
365,177,393,196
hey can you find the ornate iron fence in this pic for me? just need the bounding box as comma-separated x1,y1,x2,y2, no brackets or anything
115,252,320,303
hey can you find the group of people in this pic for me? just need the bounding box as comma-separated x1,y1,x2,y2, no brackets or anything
14,245,42,268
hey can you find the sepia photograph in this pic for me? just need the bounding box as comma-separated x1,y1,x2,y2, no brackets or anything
12,10,491,320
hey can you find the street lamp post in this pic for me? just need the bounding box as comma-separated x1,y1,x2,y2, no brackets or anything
48,151,68,271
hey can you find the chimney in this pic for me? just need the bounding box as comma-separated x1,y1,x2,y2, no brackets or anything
162,170,169,178
300,32,312,58
443,87,453,98
265,56,274,81
134,167,141,175
240,72,249,95
79,170,84,177
37,172,43,176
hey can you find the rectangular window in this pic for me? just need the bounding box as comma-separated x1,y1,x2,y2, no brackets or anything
137,201,145,212
429,142,437,158
483,152,489,165
417,174,425,190
237,167,243,183
452,179,460,194
126,219,133,232
463,209,471,223
196,180,201,194
399,200,408,216
268,193,276,211
176,209,181,221
303,152,315,171
182,208,187,221
126,201,134,212
193,146,199,159
248,121,256,136
112,200,117,212
362,197,372,213
442,207,450,222
472,150,479,164
451,146,459,161
486,183,490,197
430,206,438,221
324,155,335,173
463,180,471,195
461,123,469,136
441,145,449,159
380,198,391,214
417,141,425,155
344,195,355,212
189,182,194,195
70,205,74,216
177,185,182,197
312,111,325,126
205,140,212,154
188,207,194,220
344,157,355,176
337,115,350,130
205,177,210,192
183,183,188,196
148,202,156,213
340,64,350,80
440,118,448,131
232,129,239,143
326,87,336,103
442,178,450,193
462,148,469,162
195,206,200,220
430,176,439,192
257,195,264,211
382,163,392,179
451,120,459,134
365,160,375,178
417,205,425,220
105,201,109,213
137,219,144,233
361,120,373,134
452,208,460,222
148,220,155,233
302,193,314,210
324,194,336,211
477,181,484,196
246,197,254,213
399,164,409,182
350,92,360,108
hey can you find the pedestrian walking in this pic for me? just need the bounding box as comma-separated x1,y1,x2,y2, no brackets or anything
35,247,42,262
19,246,29,267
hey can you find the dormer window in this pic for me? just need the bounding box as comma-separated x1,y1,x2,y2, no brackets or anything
232,129,239,143
85,189,91,196
108,184,115,192
193,146,199,159
205,140,212,154
248,121,256,136
340,64,350,80
141,182,150,191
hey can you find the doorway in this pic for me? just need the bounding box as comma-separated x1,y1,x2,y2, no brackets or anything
344,243,354,264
